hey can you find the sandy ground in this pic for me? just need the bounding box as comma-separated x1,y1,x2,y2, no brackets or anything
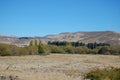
0,54,120,80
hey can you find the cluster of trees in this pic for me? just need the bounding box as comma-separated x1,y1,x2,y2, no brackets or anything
0,40,45,56
47,41,120,55
28,40,47,55
0,44,31,56
0,40,120,56
48,41,110,49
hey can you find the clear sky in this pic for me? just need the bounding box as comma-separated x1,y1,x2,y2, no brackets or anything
0,0,120,37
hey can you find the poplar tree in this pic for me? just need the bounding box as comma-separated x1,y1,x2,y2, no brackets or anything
38,42,45,55
29,40,34,46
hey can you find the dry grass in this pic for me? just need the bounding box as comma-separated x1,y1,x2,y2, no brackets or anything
0,54,120,80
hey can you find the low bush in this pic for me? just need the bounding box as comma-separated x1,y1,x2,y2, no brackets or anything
48,45,65,53
0,43,12,56
85,68,120,80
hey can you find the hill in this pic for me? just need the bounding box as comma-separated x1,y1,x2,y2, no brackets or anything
0,31,120,46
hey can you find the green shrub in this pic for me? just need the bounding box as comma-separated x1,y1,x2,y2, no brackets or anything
64,46,75,54
88,49,98,54
74,47,86,54
27,46,38,55
19,47,29,55
85,68,120,80
38,42,45,55
0,44,12,56
48,45,65,53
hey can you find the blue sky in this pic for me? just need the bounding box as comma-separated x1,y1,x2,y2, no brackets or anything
0,0,120,37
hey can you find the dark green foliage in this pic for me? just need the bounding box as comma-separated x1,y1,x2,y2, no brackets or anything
48,41,110,49
87,43,95,49
71,42,85,47
47,41,115,55
98,47,108,54
48,41,67,46
85,68,120,80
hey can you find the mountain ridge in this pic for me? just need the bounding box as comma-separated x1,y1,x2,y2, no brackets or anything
0,31,120,46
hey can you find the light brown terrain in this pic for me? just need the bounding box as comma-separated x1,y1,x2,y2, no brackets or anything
0,54,120,80
0,31,120,46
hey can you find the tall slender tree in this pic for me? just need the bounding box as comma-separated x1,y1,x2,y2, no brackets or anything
38,42,45,55
29,40,34,46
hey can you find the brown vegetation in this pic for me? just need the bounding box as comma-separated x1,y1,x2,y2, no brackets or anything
0,54,119,80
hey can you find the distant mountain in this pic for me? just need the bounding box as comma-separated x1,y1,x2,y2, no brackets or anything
0,31,120,46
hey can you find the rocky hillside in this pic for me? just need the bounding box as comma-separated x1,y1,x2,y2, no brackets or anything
0,31,120,46
0,35,32,46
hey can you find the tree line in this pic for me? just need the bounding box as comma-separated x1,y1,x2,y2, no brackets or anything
48,41,110,49
0,40,120,56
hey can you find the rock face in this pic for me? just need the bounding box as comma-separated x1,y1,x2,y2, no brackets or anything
0,31,120,46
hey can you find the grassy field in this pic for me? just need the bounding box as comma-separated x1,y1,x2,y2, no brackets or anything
0,54,120,80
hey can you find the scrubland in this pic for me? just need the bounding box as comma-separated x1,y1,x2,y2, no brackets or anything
0,54,119,80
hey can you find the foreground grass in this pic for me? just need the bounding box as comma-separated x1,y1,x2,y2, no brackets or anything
0,54,119,80
85,68,120,80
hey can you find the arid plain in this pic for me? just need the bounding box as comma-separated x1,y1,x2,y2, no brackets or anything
0,54,120,80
